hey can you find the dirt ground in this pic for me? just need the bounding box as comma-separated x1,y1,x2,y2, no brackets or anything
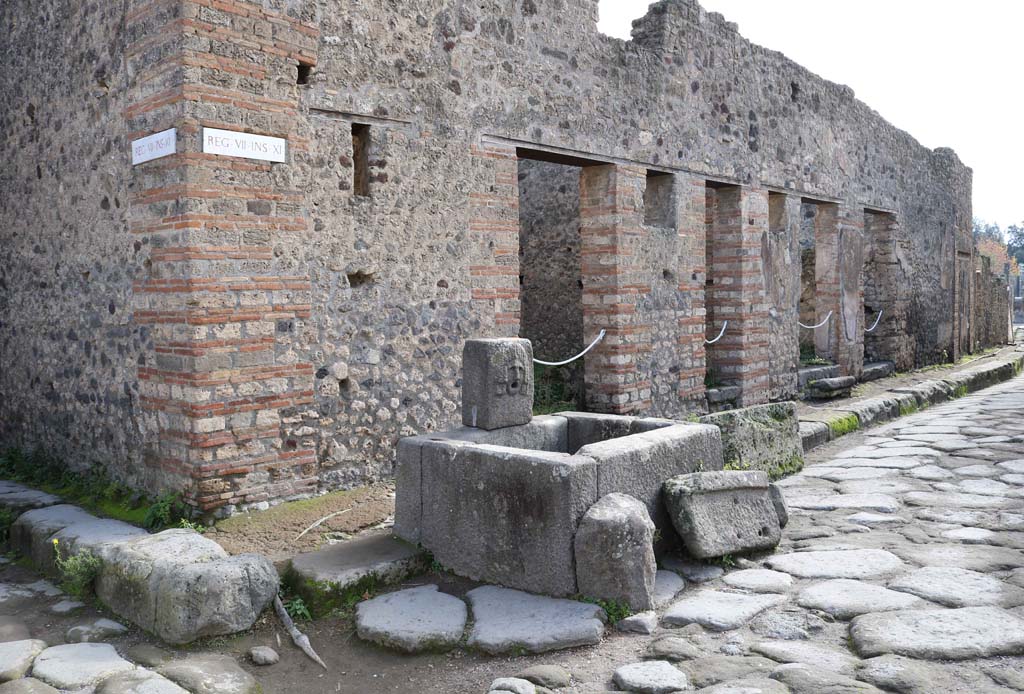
207,482,395,563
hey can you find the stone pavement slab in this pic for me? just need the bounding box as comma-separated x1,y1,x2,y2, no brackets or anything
613,660,688,694
797,579,922,618
31,643,133,689
466,586,606,654
851,606,1024,659
888,566,1024,607
0,639,46,681
663,591,787,631
765,549,904,579
355,584,467,652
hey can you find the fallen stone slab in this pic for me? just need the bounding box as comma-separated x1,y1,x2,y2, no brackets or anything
663,590,787,631
751,640,859,675
31,643,133,689
96,670,189,694
0,639,46,681
722,569,792,594
11,505,97,568
888,566,1024,608
851,606,1024,660
765,549,904,579
796,579,921,619
96,529,277,645
613,661,688,694
807,376,855,400
355,585,466,652
574,493,656,611
663,471,782,559
466,586,605,654
290,532,429,608
158,654,260,694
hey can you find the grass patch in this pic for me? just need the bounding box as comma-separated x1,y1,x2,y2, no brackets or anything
827,413,860,438
52,538,102,597
898,401,920,417
952,384,969,398
576,595,632,624
767,454,804,481
0,447,190,530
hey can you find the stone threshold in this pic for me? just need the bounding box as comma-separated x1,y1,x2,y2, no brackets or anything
796,346,1024,453
0,486,277,644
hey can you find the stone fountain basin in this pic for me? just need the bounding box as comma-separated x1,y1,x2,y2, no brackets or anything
395,412,722,597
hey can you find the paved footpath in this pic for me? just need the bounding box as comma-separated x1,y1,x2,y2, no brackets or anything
465,376,1024,694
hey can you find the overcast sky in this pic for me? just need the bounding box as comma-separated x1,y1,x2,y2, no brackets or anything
598,0,1023,230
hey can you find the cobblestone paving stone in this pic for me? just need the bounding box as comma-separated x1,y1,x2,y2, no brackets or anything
475,377,1024,693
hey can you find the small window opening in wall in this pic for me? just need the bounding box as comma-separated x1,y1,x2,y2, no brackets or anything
347,270,374,288
644,170,675,229
351,123,371,197
297,62,313,85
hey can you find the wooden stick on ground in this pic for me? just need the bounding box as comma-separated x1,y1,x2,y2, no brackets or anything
273,595,328,670
294,508,352,542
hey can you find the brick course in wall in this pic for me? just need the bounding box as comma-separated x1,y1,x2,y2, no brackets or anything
1,0,1007,512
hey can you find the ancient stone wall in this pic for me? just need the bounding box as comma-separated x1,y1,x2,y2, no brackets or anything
973,256,1011,351
0,0,983,511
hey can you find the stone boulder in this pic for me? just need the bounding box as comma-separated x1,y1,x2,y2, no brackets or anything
95,530,277,645
663,471,782,559
574,493,656,612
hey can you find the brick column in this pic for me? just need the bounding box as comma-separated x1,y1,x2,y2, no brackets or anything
705,184,770,407
133,0,320,514
579,164,651,414
468,142,520,336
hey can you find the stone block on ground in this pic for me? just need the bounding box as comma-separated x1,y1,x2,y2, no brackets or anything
31,643,133,689
158,654,259,694
578,423,723,539
416,440,598,597
860,361,895,382
663,471,782,559
699,402,803,479
850,606,1024,660
95,529,277,645
0,639,46,682
799,365,839,388
515,664,572,689
11,505,96,568
488,678,535,694
807,376,855,400
613,661,689,694
355,585,467,653
466,586,605,654
461,338,534,430
617,611,658,635
799,421,831,452
248,646,278,666
290,532,428,601
574,493,656,612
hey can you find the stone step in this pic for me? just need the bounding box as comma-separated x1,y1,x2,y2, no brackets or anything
807,376,856,400
288,532,429,611
798,364,839,388
861,361,895,382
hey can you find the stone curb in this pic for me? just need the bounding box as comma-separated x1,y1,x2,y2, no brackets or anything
799,351,1024,453
0,488,278,644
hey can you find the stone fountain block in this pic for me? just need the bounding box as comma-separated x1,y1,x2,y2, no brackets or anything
461,338,534,430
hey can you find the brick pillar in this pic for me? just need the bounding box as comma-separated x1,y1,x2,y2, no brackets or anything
134,1,320,514
816,204,865,378
675,174,708,410
579,164,651,414
468,142,520,336
705,184,770,407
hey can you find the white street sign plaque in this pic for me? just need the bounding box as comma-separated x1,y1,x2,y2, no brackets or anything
131,128,176,165
202,127,287,163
